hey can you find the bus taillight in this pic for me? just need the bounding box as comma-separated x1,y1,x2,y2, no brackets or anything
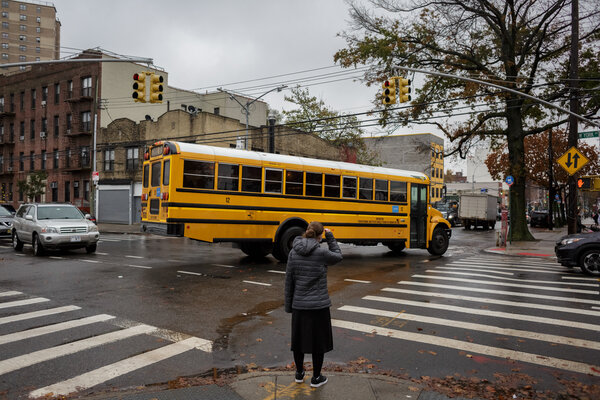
162,192,169,200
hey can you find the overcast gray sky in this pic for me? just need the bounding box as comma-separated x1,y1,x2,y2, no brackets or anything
51,0,461,167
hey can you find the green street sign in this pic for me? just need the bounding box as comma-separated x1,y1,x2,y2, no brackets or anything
579,130,599,139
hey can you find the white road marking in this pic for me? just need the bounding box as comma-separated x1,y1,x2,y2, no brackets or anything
178,270,204,277
126,264,152,269
29,337,211,398
395,281,600,305
125,255,144,259
0,324,156,375
0,306,81,325
381,288,600,317
426,270,598,287
0,291,22,297
344,279,372,284
0,314,115,345
364,295,600,332
410,274,598,295
49,256,64,260
449,262,564,274
95,252,109,256
268,270,286,274
331,320,600,377
0,297,49,309
81,259,100,264
243,280,272,287
340,305,600,350
562,276,600,282
461,257,559,267
213,264,236,268
435,266,514,276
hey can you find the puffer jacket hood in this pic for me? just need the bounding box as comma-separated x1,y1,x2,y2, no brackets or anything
292,236,320,256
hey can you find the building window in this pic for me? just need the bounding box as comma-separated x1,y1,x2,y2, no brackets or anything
104,149,114,171
19,24,26,31
31,89,36,109
19,35,25,41
41,150,46,169
30,119,35,139
19,55,25,61
51,182,57,202
81,146,90,166
42,86,48,103
1,21,7,29
65,148,71,167
19,152,24,171
41,117,47,135
1,43,7,49
35,47,40,53
73,181,79,199
19,91,24,111
64,181,70,202
126,147,139,171
19,121,24,140
66,113,72,132
81,111,91,132
36,16,40,23
1,1,8,8
18,46,26,53
67,80,73,98
81,76,92,97
1,11,7,17
9,92,14,112
53,149,58,169
36,37,40,43
1,53,7,59
36,26,40,33
19,14,26,21
53,115,59,136
19,4,26,10
1,32,6,38
30,151,35,170
54,83,60,104
0,96,3,112
84,180,90,201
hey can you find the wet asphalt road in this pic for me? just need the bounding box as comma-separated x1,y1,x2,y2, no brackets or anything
0,226,599,398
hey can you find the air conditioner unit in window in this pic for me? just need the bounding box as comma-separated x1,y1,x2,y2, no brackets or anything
41,100,47,107
40,131,46,138
6,167,12,172
66,129,71,134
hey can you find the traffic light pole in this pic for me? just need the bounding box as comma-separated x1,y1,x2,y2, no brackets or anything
567,0,579,235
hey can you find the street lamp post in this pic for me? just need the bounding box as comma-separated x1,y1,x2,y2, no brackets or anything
218,86,286,150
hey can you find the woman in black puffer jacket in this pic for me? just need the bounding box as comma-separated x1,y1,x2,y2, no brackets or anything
284,221,343,388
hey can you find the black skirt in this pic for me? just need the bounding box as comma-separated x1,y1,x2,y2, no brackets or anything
291,307,333,354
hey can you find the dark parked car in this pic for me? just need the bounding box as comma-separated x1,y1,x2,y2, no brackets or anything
434,202,459,227
529,210,549,228
0,205,13,238
555,230,600,275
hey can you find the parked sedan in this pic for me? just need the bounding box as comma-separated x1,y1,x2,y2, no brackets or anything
12,203,100,256
0,205,13,238
555,230,600,275
529,210,549,228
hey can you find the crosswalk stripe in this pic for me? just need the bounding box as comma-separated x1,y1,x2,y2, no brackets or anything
562,276,600,282
268,270,286,274
381,288,600,317
456,259,565,269
29,337,210,398
0,297,49,309
0,306,81,325
426,269,598,287
213,264,236,268
339,305,600,350
435,266,514,276
448,263,561,274
243,280,272,287
0,324,156,375
461,257,558,266
0,314,115,345
0,291,22,297
331,319,600,377
410,275,598,294
364,295,600,331
396,281,600,305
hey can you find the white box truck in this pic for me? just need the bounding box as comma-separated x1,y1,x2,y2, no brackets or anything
459,193,498,230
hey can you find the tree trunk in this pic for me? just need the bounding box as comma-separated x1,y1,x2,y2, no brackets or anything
506,99,535,241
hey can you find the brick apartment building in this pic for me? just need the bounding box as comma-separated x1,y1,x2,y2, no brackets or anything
1,0,60,74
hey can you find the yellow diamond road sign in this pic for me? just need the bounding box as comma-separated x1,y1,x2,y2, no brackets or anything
557,146,589,175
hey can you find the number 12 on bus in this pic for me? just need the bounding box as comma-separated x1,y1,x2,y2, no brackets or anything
141,141,451,260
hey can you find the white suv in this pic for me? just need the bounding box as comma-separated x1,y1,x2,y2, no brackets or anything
12,203,100,256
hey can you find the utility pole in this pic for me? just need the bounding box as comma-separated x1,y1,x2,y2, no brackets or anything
218,86,286,150
548,129,554,230
268,111,276,153
567,0,579,234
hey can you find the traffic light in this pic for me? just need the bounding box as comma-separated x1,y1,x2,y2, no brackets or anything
149,74,164,104
398,78,411,103
577,177,592,189
382,79,396,105
132,72,146,103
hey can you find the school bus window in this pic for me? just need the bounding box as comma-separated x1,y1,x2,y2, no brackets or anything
324,175,340,198
375,179,388,201
359,177,373,200
390,181,407,203
163,160,170,186
305,172,322,197
241,165,262,193
265,168,283,194
285,170,303,195
217,163,239,191
342,176,357,199
151,162,161,187
143,164,149,188
183,160,215,189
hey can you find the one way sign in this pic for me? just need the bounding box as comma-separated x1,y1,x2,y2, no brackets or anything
557,146,589,175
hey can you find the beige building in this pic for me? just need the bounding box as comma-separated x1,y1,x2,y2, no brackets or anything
364,134,445,203
96,109,344,223
0,0,60,74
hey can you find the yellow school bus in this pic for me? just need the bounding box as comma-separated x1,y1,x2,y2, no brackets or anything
141,141,451,260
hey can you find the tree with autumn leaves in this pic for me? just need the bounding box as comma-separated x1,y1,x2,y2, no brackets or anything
486,130,600,224
334,0,600,240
